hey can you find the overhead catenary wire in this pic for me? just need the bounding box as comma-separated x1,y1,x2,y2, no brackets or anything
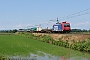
66,8,90,17
25,8,90,29
61,12,90,20
60,8,90,20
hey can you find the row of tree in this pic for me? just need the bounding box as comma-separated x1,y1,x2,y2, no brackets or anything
0,29,18,33
71,29,90,32
0,29,90,33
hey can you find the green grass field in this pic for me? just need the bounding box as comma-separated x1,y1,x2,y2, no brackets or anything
0,34,69,55
0,34,90,57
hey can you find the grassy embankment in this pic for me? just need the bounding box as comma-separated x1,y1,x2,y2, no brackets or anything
29,33,90,52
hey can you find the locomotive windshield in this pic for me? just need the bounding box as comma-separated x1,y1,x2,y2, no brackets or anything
64,24,70,27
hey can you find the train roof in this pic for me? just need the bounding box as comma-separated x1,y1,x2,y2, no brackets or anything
62,21,70,23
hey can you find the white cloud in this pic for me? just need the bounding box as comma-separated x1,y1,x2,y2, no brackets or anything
14,23,33,29
25,24,31,26
71,22,90,29
16,24,22,28
73,22,90,27
1,26,4,27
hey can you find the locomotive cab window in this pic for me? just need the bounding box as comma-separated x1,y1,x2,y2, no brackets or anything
64,24,70,27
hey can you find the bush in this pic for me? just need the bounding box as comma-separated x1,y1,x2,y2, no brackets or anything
0,55,9,60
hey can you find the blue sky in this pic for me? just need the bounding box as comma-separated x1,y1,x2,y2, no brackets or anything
0,0,90,30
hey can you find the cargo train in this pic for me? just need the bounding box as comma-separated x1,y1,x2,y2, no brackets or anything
39,21,71,33
18,20,71,33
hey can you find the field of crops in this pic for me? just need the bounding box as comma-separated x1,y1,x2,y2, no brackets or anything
0,33,71,56
0,33,90,60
